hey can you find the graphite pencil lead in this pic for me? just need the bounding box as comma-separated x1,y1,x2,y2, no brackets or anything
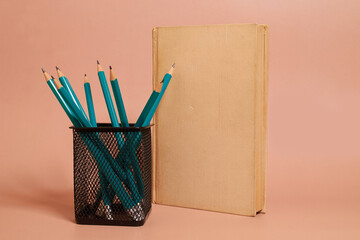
56,66,60,70
51,75,55,79
97,60,100,64
41,68,45,73
109,65,112,70
172,62,175,68
84,74,87,77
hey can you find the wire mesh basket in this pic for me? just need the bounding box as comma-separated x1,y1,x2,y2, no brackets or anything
71,123,152,226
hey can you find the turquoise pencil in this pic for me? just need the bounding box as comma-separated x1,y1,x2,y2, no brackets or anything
132,90,161,196
128,63,176,198
42,69,82,127
56,67,92,126
43,70,113,219
108,66,144,196
97,61,143,204
53,76,92,128
84,73,113,216
132,90,160,196
109,66,129,127
134,91,160,127
84,74,97,127
97,61,119,127
52,75,128,181
44,70,144,220
142,63,175,127
51,75,144,218
131,65,175,195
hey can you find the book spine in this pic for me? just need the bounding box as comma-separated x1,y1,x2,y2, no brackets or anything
152,27,159,203
262,25,269,213
254,25,268,214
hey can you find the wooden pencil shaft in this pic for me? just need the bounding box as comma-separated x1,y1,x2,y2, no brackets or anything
53,77,63,89
97,63,103,72
109,67,116,81
56,67,64,78
43,71,52,82
84,74,90,84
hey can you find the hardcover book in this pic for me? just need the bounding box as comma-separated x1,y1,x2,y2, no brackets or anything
152,24,268,216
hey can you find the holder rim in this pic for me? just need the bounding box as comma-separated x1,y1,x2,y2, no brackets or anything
70,123,153,132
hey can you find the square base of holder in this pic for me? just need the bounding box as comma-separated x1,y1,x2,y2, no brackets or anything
75,204,152,226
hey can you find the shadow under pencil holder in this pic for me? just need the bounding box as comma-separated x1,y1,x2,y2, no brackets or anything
70,123,153,226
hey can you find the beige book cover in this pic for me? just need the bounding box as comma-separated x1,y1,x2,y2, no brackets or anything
152,24,268,216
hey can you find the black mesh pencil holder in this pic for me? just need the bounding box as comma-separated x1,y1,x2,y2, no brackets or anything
70,123,152,226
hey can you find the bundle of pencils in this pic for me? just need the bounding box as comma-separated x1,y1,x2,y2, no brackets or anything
42,61,175,221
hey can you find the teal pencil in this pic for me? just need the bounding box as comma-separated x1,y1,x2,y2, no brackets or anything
84,73,113,215
132,90,160,196
42,69,82,127
52,76,128,181
109,66,129,127
84,74,97,127
142,63,175,127
43,70,113,219
108,66,144,196
97,61,119,127
133,90,160,189
44,70,143,220
56,67,92,126
97,61,143,204
134,91,160,127
132,90,161,196
51,75,143,217
53,76,92,128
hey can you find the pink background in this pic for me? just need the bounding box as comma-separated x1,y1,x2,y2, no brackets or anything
1,0,359,239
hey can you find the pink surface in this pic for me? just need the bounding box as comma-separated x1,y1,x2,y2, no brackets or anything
0,0,359,239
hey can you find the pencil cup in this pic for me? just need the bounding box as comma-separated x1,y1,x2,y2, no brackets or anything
71,123,152,226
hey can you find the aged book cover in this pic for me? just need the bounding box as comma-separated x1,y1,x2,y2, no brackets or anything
152,24,268,216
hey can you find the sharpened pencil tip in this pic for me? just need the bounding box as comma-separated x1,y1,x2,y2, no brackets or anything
56,66,60,70
51,75,55,79
109,65,112,70
172,62,176,68
84,74,87,77
41,68,45,73
97,60,100,64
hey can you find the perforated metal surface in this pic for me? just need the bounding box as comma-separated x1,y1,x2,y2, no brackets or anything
72,124,152,226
